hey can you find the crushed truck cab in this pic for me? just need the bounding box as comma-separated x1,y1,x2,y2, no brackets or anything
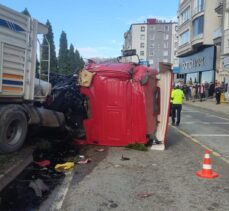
79,61,172,150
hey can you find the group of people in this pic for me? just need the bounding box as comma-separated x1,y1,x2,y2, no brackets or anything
181,82,214,102
170,81,228,126
181,81,228,104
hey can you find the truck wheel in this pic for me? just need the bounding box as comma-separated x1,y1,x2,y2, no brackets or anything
0,108,28,153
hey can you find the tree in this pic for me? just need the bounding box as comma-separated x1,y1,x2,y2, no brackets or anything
74,49,85,73
41,20,57,74
68,44,76,74
58,31,69,74
21,8,31,16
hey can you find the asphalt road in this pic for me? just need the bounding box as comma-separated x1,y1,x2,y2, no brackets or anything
40,125,229,211
177,105,229,162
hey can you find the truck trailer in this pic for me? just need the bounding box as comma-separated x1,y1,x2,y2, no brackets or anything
0,4,65,153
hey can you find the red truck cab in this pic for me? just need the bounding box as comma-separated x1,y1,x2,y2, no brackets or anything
79,52,172,150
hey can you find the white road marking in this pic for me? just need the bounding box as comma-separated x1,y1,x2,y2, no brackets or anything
182,111,200,113
191,134,229,137
50,170,74,210
206,114,229,121
181,122,229,125
171,126,229,164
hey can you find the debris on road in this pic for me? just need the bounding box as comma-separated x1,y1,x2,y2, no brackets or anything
55,162,75,172
126,143,148,151
78,158,92,164
95,148,105,152
121,155,130,161
136,192,154,199
0,136,80,210
34,160,51,167
29,178,49,197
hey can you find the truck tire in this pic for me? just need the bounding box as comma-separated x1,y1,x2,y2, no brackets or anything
0,106,28,153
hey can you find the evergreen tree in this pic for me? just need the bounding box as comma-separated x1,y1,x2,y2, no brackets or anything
41,20,57,74
21,8,31,16
74,49,85,73
58,31,68,74
68,44,76,74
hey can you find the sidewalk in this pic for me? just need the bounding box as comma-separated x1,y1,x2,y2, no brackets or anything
183,98,229,116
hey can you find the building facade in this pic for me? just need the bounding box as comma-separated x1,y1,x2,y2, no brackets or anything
177,0,221,84
123,19,178,70
215,0,229,85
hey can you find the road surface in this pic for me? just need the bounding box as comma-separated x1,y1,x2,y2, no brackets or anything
40,126,229,211
176,105,229,162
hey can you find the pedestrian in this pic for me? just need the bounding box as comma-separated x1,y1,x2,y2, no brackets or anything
204,82,209,100
209,82,215,98
200,83,205,102
191,85,196,102
171,84,184,126
215,84,222,104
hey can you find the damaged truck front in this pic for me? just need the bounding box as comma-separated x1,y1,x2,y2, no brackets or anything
0,4,66,153
78,50,173,150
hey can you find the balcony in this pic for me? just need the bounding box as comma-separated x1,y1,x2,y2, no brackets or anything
213,27,222,45
215,0,223,15
191,33,203,47
192,5,204,17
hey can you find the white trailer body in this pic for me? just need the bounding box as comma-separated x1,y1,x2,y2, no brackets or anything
0,4,48,100
0,4,64,153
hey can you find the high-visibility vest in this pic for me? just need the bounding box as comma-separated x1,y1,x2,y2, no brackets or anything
171,89,184,104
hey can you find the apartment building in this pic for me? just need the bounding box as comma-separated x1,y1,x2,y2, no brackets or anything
177,0,221,84
215,0,229,85
123,19,177,70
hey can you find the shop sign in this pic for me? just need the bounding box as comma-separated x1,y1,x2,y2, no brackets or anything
179,46,214,74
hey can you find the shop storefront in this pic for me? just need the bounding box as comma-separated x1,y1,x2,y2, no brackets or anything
179,46,216,84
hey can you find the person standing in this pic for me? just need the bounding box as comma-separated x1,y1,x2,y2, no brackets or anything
191,85,196,102
215,83,222,104
171,84,184,126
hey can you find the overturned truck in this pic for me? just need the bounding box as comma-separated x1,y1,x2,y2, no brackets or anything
78,53,172,150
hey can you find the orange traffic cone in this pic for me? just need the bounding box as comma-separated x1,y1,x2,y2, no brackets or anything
196,150,219,179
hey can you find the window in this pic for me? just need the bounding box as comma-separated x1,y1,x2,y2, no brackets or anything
140,42,144,48
179,30,189,45
149,48,154,56
140,51,144,56
150,34,155,40
140,35,145,40
165,25,169,31
224,11,229,30
193,0,204,14
181,7,190,24
164,42,168,48
163,50,168,56
141,26,145,32
193,15,204,37
150,43,154,48
164,34,169,40
150,26,155,31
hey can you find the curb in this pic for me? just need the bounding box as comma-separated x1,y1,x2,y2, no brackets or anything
0,147,33,192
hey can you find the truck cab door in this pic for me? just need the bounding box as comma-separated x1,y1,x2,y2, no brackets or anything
152,63,173,150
